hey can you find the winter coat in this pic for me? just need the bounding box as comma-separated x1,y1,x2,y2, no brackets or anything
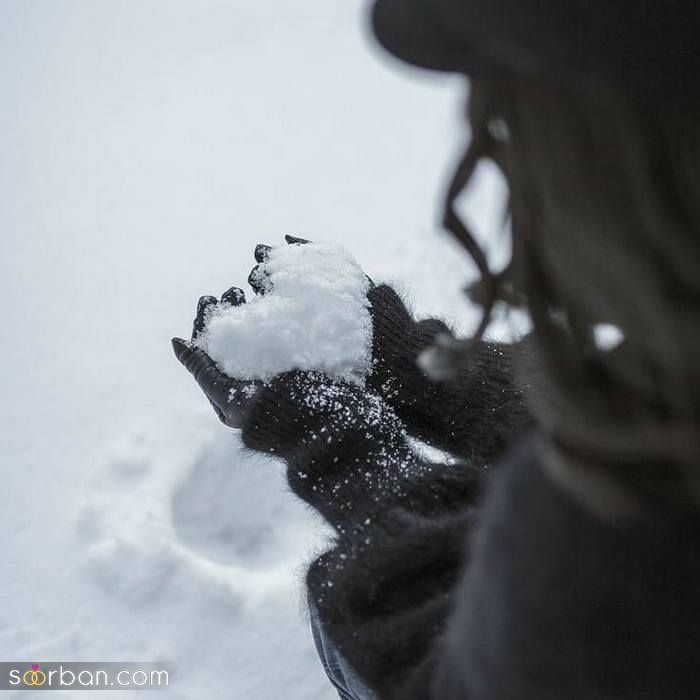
237,286,700,700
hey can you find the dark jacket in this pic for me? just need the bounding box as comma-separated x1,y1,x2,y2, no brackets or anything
239,293,700,699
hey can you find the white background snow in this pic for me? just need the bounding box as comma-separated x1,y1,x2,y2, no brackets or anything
1,1,509,698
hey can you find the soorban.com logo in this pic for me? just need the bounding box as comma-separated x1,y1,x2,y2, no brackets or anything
3,661,169,689
23,663,47,687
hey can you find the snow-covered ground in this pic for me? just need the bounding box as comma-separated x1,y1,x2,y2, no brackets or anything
1,2,508,698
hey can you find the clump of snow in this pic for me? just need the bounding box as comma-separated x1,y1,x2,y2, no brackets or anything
196,242,373,384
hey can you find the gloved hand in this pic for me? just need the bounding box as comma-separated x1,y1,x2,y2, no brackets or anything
172,266,424,532
173,235,452,431
172,287,262,428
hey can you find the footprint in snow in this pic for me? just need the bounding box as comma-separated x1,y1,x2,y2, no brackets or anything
171,436,322,570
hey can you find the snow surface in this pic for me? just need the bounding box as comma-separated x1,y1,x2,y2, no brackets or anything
197,242,373,383
1,2,513,698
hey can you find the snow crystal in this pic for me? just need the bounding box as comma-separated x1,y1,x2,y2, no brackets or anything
196,242,372,384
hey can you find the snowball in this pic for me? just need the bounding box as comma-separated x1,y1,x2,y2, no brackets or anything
195,242,373,383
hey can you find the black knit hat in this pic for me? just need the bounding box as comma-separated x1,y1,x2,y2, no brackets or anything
371,0,700,98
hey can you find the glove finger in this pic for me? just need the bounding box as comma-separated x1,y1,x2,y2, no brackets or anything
207,398,228,425
254,244,272,263
221,286,246,306
248,264,271,295
191,295,218,341
172,338,237,412
366,284,413,341
367,284,409,315
250,236,309,294
285,234,311,245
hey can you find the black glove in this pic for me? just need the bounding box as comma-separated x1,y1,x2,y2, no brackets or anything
366,284,452,399
172,286,261,428
174,236,453,436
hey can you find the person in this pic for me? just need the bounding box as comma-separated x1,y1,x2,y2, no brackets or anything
172,1,700,698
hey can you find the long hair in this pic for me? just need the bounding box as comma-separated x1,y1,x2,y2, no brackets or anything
447,76,700,512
